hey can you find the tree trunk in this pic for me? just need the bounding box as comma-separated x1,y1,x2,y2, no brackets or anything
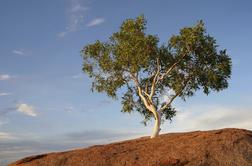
151,111,161,138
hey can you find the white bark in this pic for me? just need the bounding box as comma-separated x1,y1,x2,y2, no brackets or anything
151,111,161,138
130,73,162,138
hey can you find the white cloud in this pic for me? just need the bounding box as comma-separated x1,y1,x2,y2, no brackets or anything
58,0,106,37
12,50,24,55
0,74,12,81
72,73,84,79
0,132,15,140
69,4,88,13
86,18,105,27
163,104,252,132
67,14,84,32
65,106,74,113
58,31,68,38
12,49,31,56
0,92,11,96
16,104,37,117
58,0,88,38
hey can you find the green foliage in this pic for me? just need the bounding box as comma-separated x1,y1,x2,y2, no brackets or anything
166,20,231,99
82,15,158,98
81,16,232,125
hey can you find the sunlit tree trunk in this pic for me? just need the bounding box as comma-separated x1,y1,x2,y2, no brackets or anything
151,110,161,138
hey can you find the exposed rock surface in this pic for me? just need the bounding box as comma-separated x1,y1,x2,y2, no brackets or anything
9,128,252,166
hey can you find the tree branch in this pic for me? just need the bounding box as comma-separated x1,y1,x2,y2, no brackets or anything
131,74,152,111
159,75,191,112
159,53,187,82
143,90,151,99
150,58,160,98
145,82,149,94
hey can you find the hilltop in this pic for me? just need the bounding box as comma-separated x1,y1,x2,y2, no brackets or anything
9,128,252,166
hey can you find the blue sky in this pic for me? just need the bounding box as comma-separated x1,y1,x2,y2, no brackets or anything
1,0,252,164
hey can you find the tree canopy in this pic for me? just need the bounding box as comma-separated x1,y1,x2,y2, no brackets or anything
81,15,232,137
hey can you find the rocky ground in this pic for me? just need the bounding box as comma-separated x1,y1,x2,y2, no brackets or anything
9,128,252,166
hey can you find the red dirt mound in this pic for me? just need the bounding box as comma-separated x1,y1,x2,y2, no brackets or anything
9,128,252,166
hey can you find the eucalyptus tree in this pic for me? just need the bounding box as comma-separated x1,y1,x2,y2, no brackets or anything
81,16,232,138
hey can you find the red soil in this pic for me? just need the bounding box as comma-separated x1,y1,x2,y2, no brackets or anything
9,128,252,166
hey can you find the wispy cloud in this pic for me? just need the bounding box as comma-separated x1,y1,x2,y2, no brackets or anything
12,50,24,55
64,106,74,113
164,104,252,132
16,103,37,117
86,18,105,27
58,0,88,38
58,0,106,37
0,74,12,81
0,92,11,97
69,3,88,13
58,31,68,38
72,73,84,79
0,132,15,140
12,49,31,56
65,129,143,144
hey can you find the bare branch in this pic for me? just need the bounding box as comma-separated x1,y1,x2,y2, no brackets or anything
150,58,160,98
131,74,152,111
159,92,179,112
159,76,191,112
145,82,149,94
143,90,151,98
159,53,187,82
